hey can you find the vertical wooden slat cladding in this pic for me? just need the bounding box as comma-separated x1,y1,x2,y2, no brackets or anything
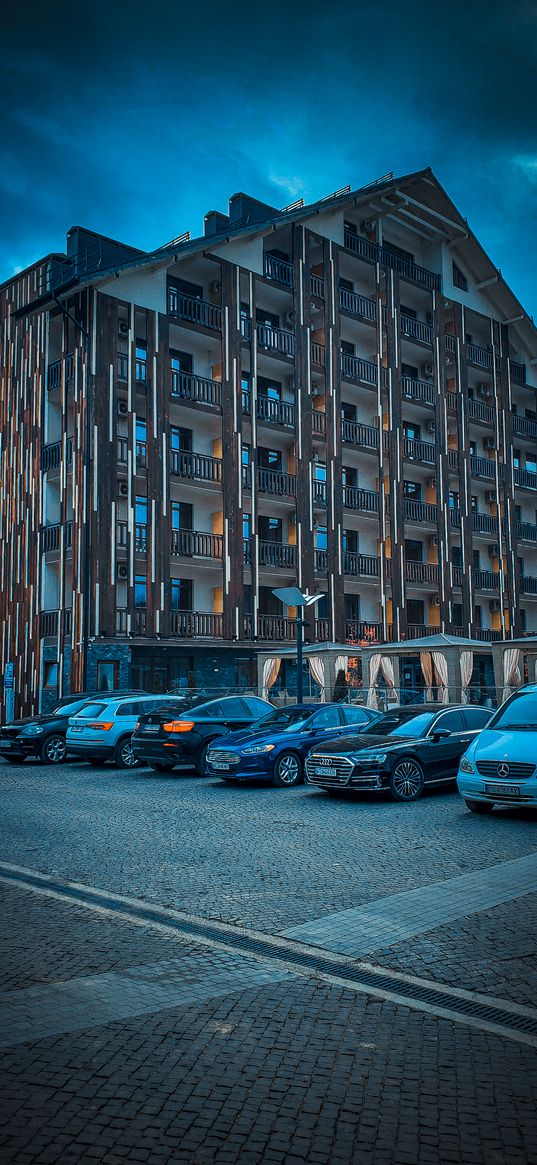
433,298,452,629
453,303,475,635
220,260,244,641
93,293,118,638
495,319,519,633
293,225,314,607
323,237,344,642
68,291,91,694
156,313,171,638
385,270,405,640
375,264,389,641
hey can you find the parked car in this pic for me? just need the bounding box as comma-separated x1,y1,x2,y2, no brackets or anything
132,695,274,773
305,704,492,801
0,690,147,765
205,703,380,787
457,684,537,813
66,694,189,768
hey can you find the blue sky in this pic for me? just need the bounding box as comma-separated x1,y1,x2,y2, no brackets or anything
2,0,536,317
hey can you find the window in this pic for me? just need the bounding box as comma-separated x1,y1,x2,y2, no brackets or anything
256,308,279,329
525,408,537,421
341,402,356,422
135,343,147,384
258,516,282,542
339,277,354,292
526,456,537,474
315,526,328,550
341,707,371,726
451,546,462,567
344,594,360,620
403,481,422,501
342,465,357,487
474,605,482,628
258,376,281,401
115,701,143,717
136,418,147,444
176,278,203,299
453,604,463,627
341,340,355,356
243,513,251,541
472,550,480,569
171,502,193,531
96,661,119,692
43,661,59,689
404,423,421,442
193,702,225,720
405,539,423,562
220,697,249,718
244,697,272,718
170,349,193,376
449,492,459,510
430,710,464,734
78,703,108,719
314,462,327,482
258,448,282,470
402,363,419,378
452,263,468,292
343,529,358,552
407,599,424,625
471,496,478,512
310,707,341,729
469,441,476,456
344,220,357,236
134,575,147,608
171,579,193,611
462,708,492,729
135,496,148,525
400,304,417,320
170,426,192,452
266,248,289,263
383,239,414,264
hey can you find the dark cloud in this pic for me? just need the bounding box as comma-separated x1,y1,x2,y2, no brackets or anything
1,1,536,317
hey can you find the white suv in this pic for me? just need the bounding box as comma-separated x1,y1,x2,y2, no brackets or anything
66,695,188,768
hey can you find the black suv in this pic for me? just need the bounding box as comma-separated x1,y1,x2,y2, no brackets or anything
132,694,273,774
0,690,147,765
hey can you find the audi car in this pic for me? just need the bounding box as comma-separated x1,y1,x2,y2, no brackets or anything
457,684,537,812
306,704,492,801
205,703,379,787
131,695,274,773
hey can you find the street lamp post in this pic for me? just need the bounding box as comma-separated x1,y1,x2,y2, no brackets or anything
272,587,325,704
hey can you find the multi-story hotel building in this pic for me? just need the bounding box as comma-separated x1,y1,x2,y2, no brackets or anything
1,167,537,715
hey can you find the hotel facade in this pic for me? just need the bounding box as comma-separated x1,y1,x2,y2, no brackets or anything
1,168,537,715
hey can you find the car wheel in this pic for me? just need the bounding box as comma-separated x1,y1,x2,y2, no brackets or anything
273,751,303,788
389,758,424,802
195,742,210,776
148,761,175,772
114,738,140,769
40,734,67,765
464,799,494,814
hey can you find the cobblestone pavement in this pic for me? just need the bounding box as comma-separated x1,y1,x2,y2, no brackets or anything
1,758,537,1162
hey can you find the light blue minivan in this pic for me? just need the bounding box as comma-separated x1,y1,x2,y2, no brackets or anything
457,684,537,813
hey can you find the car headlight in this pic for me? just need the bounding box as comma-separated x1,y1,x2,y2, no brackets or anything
459,756,475,774
21,725,44,735
241,744,275,755
349,752,387,764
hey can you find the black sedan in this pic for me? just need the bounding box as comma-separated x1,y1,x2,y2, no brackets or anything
305,704,492,801
0,689,147,765
131,694,274,773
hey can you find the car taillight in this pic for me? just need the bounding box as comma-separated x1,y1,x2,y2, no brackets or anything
162,720,195,733
87,722,114,731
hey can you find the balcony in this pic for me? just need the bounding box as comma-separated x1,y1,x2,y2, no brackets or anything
264,254,293,286
343,552,381,578
313,479,327,506
117,521,128,548
343,230,441,291
257,468,297,497
341,353,378,387
257,614,296,641
467,343,494,370
516,521,537,543
404,499,437,524
345,620,384,644
515,468,537,491
117,436,128,465
468,398,495,425
171,530,224,559
171,370,222,409
256,323,295,357
339,288,377,323
471,455,496,480
311,274,325,299
472,627,504,641
342,420,379,449
136,441,147,470
169,289,222,331
312,410,326,436
445,334,457,354
242,392,295,428
41,438,73,471
116,608,128,635
401,315,433,346
510,361,526,385
405,562,440,585
401,376,435,406
311,341,325,367
343,486,380,514
407,625,439,639
450,509,499,536
40,610,59,637
512,414,537,441
258,541,297,569
133,609,147,635
521,576,537,595
46,353,74,391
41,522,72,552
170,450,222,485
404,437,435,465
473,569,500,591
170,612,224,638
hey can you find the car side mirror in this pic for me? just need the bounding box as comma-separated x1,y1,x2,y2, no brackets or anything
431,728,451,741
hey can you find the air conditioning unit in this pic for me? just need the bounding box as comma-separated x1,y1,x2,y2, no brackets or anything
489,599,501,613
428,535,439,547
485,490,496,504
422,363,434,377
484,436,495,450
209,279,221,294
361,219,375,235
117,399,128,416
284,309,296,327
432,595,441,606
117,563,128,581
118,320,129,337
118,481,129,497
427,477,437,490
488,544,499,559
426,419,436,433
477,384,490,397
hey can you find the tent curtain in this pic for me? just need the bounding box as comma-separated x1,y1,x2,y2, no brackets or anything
460,651,473,703
367,653,382,708
380,656,395,698
502,648,522,703
432,651,449,704
335,655,348,677
308,656,325,701
262,657,281,700
420,652,434,702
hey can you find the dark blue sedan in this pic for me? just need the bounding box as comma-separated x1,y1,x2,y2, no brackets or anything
205,702,379,787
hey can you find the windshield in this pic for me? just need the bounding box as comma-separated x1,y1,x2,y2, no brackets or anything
51,698,92,716
487,691,537,731
360,710,437,738
252,709,313,733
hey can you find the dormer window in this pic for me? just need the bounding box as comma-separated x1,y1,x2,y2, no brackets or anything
453,263,468,292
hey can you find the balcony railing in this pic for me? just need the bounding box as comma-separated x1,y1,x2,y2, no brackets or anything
311,274,325,299
116,608,128,635
405,561,440,584
341,353,378,386
255,394,296,428
467,343,493,370
343,486,380,513
41,438,73,471
169,290,222,330
512,414,537,441
47,353,74,391
404,500,438,524
339,288,377,322
313,479,327,506
264,254,293,286
468,398,495,425
257,615,296,641
472,627,504,641
41,522,72,552
471,455,496,480
343,230,441,291
117,436,128,464
473,569,500,591
171,530,224,559
404,438,435,465
135,359,146,385
450,509,499,536
521,576,537,595
407,625,439,639
311,341,326,366
256,323,295,357
345,620,384,644
343,552,380,578
312,410,326,435
342,420,379,449
515,468,537,491
315,618,330,641
170,450,222,484
171,370,222,408
401,314,433,345
510,361,526,385
170,611,224,638
258,541,297,569
516,521,537,542
258,468,297,497
401,376,435,405
40,610,59,637
117,521,128,547
445,334,457,353
133,609,147,635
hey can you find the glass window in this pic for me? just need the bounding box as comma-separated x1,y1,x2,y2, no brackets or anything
472,550,480,569
403,481,422,500
315,526,328,550
462,708,492,729
135,343,147,383
43,661,59,688
452,546,462,567
343,529,358,552
449,492,459,510
171,579,192,611
526,456,537,474
243,513,251,540
339,277,354,292
430,710,464,734
405,539,423,562
135,419,147,443
453,263,468,292
77,703,108,718
453,604,463,627
115,702,142,717
171,502,193,531
310,707,341,729
170,426,192,452
259,447,282,470
244,698,272,717
221,698,248,718
361,710,436,737
342,465,357,487
134,575,147,608
256,308,279,329
488,691,537,730
135,497,148,524
341,402,356,422
341,340,355,356
53,697,95,716
258,376,281,401
314,462,327,482
170,349,193,374
97,661,119,692
404,423,421,442
254,708,313,732
193,702,225,720
341,706,371,726
242,445,250,467
407,599,424,625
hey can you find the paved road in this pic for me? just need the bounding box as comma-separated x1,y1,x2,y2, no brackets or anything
1,757,537,1163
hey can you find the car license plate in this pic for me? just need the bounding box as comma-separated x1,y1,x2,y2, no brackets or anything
143,725,159,733
484,783,520,796
212,762,230,771
70,726,83,732
314,765,337,777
